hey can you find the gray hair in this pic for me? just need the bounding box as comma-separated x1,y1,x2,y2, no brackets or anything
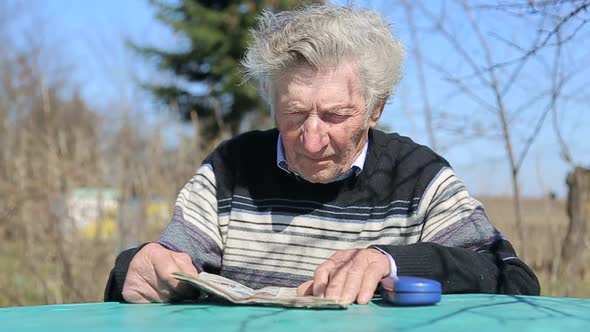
242,4,405,116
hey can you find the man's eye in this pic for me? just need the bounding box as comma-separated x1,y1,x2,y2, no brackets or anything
325,113,349,123
286,111,306,118
283,112,308,124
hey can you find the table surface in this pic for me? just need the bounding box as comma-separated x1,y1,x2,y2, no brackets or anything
1,294,589,332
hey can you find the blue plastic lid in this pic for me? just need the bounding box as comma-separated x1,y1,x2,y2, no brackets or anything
394,276,441,293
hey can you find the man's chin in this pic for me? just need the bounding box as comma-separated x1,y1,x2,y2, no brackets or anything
298,170,341,184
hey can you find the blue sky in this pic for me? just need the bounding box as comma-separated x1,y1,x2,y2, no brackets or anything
15,0,590,198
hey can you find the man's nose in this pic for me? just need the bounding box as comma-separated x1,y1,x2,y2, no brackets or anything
302,115,329,155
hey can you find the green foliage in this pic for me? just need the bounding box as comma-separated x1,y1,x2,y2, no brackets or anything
136,0,320,141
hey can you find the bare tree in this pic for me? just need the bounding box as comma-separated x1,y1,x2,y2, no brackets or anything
488,0,590,294
382,0,589,294
400,0,438,151
395,0,527,257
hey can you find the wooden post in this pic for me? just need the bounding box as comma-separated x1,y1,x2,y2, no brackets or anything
561,167,590,265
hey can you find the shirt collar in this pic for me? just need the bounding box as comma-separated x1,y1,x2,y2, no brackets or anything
276,133,368,182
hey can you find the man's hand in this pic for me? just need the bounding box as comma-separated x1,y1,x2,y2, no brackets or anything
296,248,391,305
122,243,199,303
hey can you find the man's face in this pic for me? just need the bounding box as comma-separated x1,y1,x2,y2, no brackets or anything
274,62,380,183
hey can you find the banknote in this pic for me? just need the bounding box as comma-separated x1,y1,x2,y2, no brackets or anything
172,271,347,309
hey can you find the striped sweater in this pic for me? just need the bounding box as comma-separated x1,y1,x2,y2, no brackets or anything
154,128,539,295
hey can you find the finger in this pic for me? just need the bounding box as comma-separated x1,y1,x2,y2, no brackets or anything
127,295,151,304
356,263,386,304
324,261,352,300
312,260,336,297
125,290,159,303
123,267,167,303
312,250,358,298
297,280,314,296
170,254,201,301
172,252,199,274
148,286,173,303
122,280,159,303
123,254,164,303
380,276,395,292
157,253,200,301
338,262,366,305
168,281,203,303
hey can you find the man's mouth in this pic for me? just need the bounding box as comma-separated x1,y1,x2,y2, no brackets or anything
305,155,332,162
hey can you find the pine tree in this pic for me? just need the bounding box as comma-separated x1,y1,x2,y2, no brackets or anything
136,0,321,141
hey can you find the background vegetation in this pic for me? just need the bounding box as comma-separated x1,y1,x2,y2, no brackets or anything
0,0,588,306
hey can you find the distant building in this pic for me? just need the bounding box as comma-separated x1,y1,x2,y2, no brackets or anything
64,188,172,246
66,188,119,238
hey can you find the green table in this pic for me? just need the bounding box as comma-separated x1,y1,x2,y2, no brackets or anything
1,294,589,331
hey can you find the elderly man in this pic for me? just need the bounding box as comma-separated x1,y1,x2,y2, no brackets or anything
104,5,540,305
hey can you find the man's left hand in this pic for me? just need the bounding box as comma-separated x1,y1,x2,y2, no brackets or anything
296,248,391,305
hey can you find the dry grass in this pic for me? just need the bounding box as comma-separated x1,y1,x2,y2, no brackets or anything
480,196,590,298
0,43,203,306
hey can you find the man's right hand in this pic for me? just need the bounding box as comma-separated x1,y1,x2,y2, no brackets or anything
122,242,199,303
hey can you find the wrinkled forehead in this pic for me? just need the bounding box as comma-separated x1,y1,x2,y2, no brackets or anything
274,62,364,104
274,62,361,93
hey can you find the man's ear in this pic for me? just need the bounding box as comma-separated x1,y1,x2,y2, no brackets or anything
369,98,386,128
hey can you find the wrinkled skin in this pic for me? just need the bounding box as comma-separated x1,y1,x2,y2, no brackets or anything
122,243,199,303
296,248,391,305
274,62,383,183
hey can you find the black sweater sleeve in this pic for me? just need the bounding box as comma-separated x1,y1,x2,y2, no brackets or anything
376,164,541,296
104,243,150,302
375,239,540,295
